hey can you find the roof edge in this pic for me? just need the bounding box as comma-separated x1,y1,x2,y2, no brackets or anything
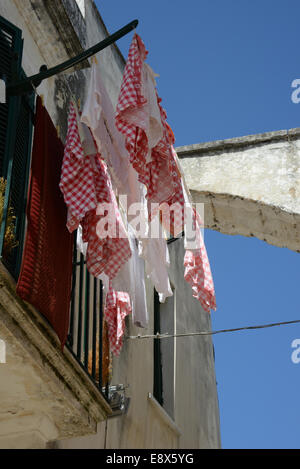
90,0,126,66
176,127,300,157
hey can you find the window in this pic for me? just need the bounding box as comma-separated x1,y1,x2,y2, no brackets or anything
153,288,176,419
0,15,34,279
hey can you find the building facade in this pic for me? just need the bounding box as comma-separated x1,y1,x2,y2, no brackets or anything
0,0,221,449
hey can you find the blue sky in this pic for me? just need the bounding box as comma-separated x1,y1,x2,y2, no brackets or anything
96,0,300,449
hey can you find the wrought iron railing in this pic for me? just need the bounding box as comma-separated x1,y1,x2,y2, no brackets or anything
66,238,130,415
66,234,109,398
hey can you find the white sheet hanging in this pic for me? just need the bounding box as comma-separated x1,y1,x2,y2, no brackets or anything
112,224,149,328
81,62,130,195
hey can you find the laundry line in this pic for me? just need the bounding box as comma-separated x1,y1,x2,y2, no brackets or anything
7,20,138,97
127,319,300,340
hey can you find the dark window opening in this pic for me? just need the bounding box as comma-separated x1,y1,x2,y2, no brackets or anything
153,288,175,419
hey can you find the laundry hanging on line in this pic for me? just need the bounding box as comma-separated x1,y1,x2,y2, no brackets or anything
60,100,132,281
53,29,218,355
115,33,217,313
78,60,173,309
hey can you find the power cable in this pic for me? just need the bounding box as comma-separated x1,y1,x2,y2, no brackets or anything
127,319,300,340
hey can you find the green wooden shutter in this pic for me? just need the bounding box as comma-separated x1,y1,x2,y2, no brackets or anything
0,16,23,176
0,15,35,279
6,89,35,279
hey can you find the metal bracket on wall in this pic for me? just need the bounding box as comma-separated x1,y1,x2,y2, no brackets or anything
104,384,130,418
6,19,138,97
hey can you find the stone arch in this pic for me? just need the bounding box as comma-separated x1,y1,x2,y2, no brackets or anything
177,128,300,252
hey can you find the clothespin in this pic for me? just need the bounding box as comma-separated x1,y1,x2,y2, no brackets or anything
77,97,81,112
56,125,60,138
40,94,45,106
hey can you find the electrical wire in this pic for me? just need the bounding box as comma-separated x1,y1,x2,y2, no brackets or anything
127,319,300,340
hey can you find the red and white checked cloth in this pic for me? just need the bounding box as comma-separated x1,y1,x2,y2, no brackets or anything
81,156,132,280
60,102,132,280
150,142,186,237
184,209,216,313
115,33,186,239
59,102,98,229
115,34,178,211
104,280,132,356
116,33,216,312
115,33,147,167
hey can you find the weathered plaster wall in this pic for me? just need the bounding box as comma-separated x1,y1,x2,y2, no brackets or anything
168,238,221,449
0,0,56,112
178,129,300,252
0,0,124,135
